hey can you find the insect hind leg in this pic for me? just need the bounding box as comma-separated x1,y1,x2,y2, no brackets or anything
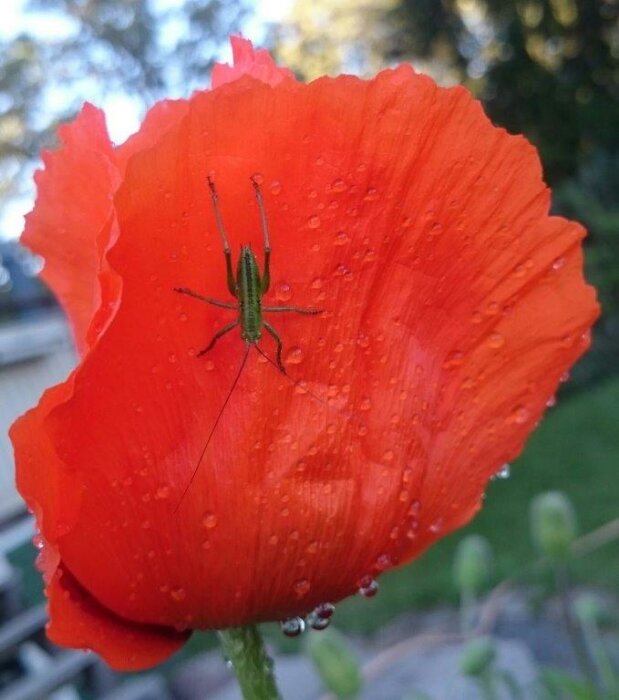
197,321,238,357
263,321,285,373
251,176,271,294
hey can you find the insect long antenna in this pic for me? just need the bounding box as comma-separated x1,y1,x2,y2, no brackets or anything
175,344,251,512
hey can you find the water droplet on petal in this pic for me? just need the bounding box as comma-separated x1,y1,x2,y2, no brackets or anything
293,579,311,599
251,172,264,185
309,615,331,631
286,347,304,365
308,215,321,229
334,231,350,245
313,602,335,619
487,332,505,349
275,283,293,302
552,256,565,271
280,616,305,637
375,553,392,571
358,575,379,598
331,178,347,192
171,587,186,602
429,517,444,534
202,512,217,529
443,351,464,369
510,406,530,424
546,395,557,408
270,180,282,195
493,464,511,480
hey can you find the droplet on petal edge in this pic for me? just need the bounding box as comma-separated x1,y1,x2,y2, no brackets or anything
492,464,511,480
280,616,305,637
358,575,379,598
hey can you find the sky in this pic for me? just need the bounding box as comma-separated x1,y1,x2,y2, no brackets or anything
0,0,294,241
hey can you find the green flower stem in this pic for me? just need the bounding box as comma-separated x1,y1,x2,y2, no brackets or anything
218,626,282,700
478,671,500,700
553,563,599,689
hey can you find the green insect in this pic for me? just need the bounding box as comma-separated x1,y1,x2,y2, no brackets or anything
175,175,321,371
174,175,322,504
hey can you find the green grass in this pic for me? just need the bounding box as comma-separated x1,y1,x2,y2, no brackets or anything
334,375,619,634
8,376,619,644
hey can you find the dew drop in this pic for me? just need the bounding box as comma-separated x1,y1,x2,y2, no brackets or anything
204,359,215,371
359,397,372,411
202,512,217,529
331,179,347,192
510,406,530,424
376,553,393,571
552,256,565,271
32,534,44,550
314,602,335,620
308,215,321,229
168,353,178,363
275,282,293,302
487,332,505,349
493,464,511,480
270,180,282,195
286,347,304,365
170,587,186,602
293,579,311,599
268,534,279,546
358,575,379,598
251,172,264,185
443,351,464,369
280,617,305,637
429,517,444,534
408,499,421,516
364,187,379,201
334,231,350,245
546,395,557,408
306,541,319,555
309,615,331,631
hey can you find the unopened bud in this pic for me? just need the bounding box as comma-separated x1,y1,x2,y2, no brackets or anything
530,491,577,560
454,535,493,596
575,594,611,628
459,636,496,677
307,628,362,698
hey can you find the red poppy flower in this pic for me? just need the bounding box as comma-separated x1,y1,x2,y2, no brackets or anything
11,36,598,670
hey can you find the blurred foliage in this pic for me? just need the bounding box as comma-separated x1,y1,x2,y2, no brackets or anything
0,0,247,211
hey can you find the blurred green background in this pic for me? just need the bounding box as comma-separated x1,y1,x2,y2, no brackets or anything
1,0,617,642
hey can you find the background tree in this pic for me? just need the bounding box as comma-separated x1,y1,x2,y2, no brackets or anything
0,0,248,223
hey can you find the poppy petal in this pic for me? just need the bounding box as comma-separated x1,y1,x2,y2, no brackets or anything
34,63,597,638
21,104,120,355
211,35,295,88
116,99,190,175
47,564,190,671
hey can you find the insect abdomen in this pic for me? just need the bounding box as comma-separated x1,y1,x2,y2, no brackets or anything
237,245,263,342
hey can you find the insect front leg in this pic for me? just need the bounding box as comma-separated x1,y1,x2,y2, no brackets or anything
251,176,271,294
263,321,285,373
207,176,237,297
263,305,323,315
197,321,239,357
174,287,237,309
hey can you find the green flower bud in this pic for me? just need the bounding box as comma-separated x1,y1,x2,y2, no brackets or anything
530,491,577,560
307,628,362,699
459,636,496,677
454,534,493,596
575,593,612,628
